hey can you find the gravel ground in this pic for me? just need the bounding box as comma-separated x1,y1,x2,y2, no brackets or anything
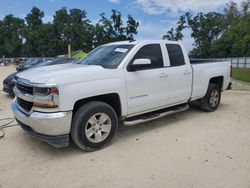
231,79,250,91
0,66,250,188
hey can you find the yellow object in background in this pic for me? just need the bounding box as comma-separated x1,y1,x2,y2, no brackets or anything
68,45,71,58
72,51,87,58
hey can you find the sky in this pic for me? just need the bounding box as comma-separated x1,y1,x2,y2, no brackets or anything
0,0,243,51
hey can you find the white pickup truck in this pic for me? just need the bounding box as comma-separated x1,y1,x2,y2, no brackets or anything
12,40,232,151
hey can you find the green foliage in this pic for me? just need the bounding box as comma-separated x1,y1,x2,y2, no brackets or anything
25,7,44,28
188,12,225,58
232,68,250,82
52,7,94,54
0,15,25,57
94,10,139,46
0,7,139,57
162,15,186,41
163,0,250,58
126,15,139,40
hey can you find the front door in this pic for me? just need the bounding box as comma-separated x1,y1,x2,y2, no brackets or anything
125,44,170,115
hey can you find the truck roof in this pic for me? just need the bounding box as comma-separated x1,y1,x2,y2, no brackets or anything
106,40,183,46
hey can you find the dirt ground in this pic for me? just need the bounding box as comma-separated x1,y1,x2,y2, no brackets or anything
0,66,250,188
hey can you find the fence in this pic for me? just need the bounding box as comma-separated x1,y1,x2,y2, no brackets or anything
213,57,250,68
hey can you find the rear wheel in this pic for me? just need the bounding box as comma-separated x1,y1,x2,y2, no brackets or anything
200,83,221,112
71,101,118,151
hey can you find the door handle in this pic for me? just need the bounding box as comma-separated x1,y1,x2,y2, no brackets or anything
159,73,168,78
183,70,191,75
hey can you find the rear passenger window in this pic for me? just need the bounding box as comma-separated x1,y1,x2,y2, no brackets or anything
166,44,185,66
132,44,163,69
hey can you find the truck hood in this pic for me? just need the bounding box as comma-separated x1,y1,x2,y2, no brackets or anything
16,63,115,85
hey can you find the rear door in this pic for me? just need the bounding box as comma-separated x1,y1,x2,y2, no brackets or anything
164,43,192,104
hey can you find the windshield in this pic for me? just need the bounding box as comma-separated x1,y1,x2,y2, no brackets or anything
22,59,33,65
76,44,134,69
31,60,51,68
22,59,43,67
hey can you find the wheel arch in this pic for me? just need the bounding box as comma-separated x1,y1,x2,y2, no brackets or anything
73,93,122,119
209,76,224,90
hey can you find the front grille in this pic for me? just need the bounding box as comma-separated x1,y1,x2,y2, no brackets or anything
17,97,33,112
16,82,33,95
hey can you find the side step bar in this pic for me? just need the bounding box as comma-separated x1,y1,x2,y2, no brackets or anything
123,104,189,126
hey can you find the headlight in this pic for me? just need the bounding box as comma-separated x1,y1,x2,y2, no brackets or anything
33,86,59,108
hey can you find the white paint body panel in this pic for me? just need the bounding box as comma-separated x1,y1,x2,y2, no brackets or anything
191,61,231,100
16,40,231,119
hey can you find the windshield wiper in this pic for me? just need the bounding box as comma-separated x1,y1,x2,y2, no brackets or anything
85,63,106,68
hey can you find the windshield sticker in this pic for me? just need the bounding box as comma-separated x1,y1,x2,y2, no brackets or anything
114,48,128,53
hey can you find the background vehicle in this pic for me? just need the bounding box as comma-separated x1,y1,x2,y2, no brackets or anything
3,58,80,96
12,40,231,151
16,58,47,72
3,50,86,96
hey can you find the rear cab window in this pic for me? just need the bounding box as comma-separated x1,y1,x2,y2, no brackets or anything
165,44,185,67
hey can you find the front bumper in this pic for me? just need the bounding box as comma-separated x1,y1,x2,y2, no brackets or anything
12,99,72,147
16,119,69,147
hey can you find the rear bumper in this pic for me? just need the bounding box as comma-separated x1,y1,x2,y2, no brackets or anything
226,82,232,90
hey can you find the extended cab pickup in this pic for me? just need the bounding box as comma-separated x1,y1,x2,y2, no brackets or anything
12,40,232,151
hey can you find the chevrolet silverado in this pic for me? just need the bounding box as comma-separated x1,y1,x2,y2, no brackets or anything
12,40,232,151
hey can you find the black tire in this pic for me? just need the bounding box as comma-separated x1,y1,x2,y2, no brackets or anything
200,83,221,112
71,101,118,151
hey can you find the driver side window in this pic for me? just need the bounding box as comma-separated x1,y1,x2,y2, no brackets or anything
131,44,163,70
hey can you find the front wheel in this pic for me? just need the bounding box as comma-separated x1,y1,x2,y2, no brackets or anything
200,83,221,112
71,101,118,151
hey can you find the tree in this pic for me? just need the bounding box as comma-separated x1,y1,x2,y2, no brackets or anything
0,7,139,57
163,0,250,58
25,7,44,29
22,7,45,56
53,7,95,53
69,8,95,52
163,15,186,41
111,10,124,38
210,0,250,57
187,12,225,58
94,10,139,46
214,11,250,57
0,15,25,57
126,15,139,40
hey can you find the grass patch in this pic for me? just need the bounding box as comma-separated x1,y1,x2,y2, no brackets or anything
232,68,250,82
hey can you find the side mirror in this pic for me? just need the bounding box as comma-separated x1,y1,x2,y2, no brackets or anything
128,58,151,71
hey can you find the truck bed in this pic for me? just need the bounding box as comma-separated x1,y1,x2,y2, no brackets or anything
190,59,223,64
190,60,231,101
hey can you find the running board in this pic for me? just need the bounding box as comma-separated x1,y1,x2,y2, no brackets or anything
123,104,189,126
